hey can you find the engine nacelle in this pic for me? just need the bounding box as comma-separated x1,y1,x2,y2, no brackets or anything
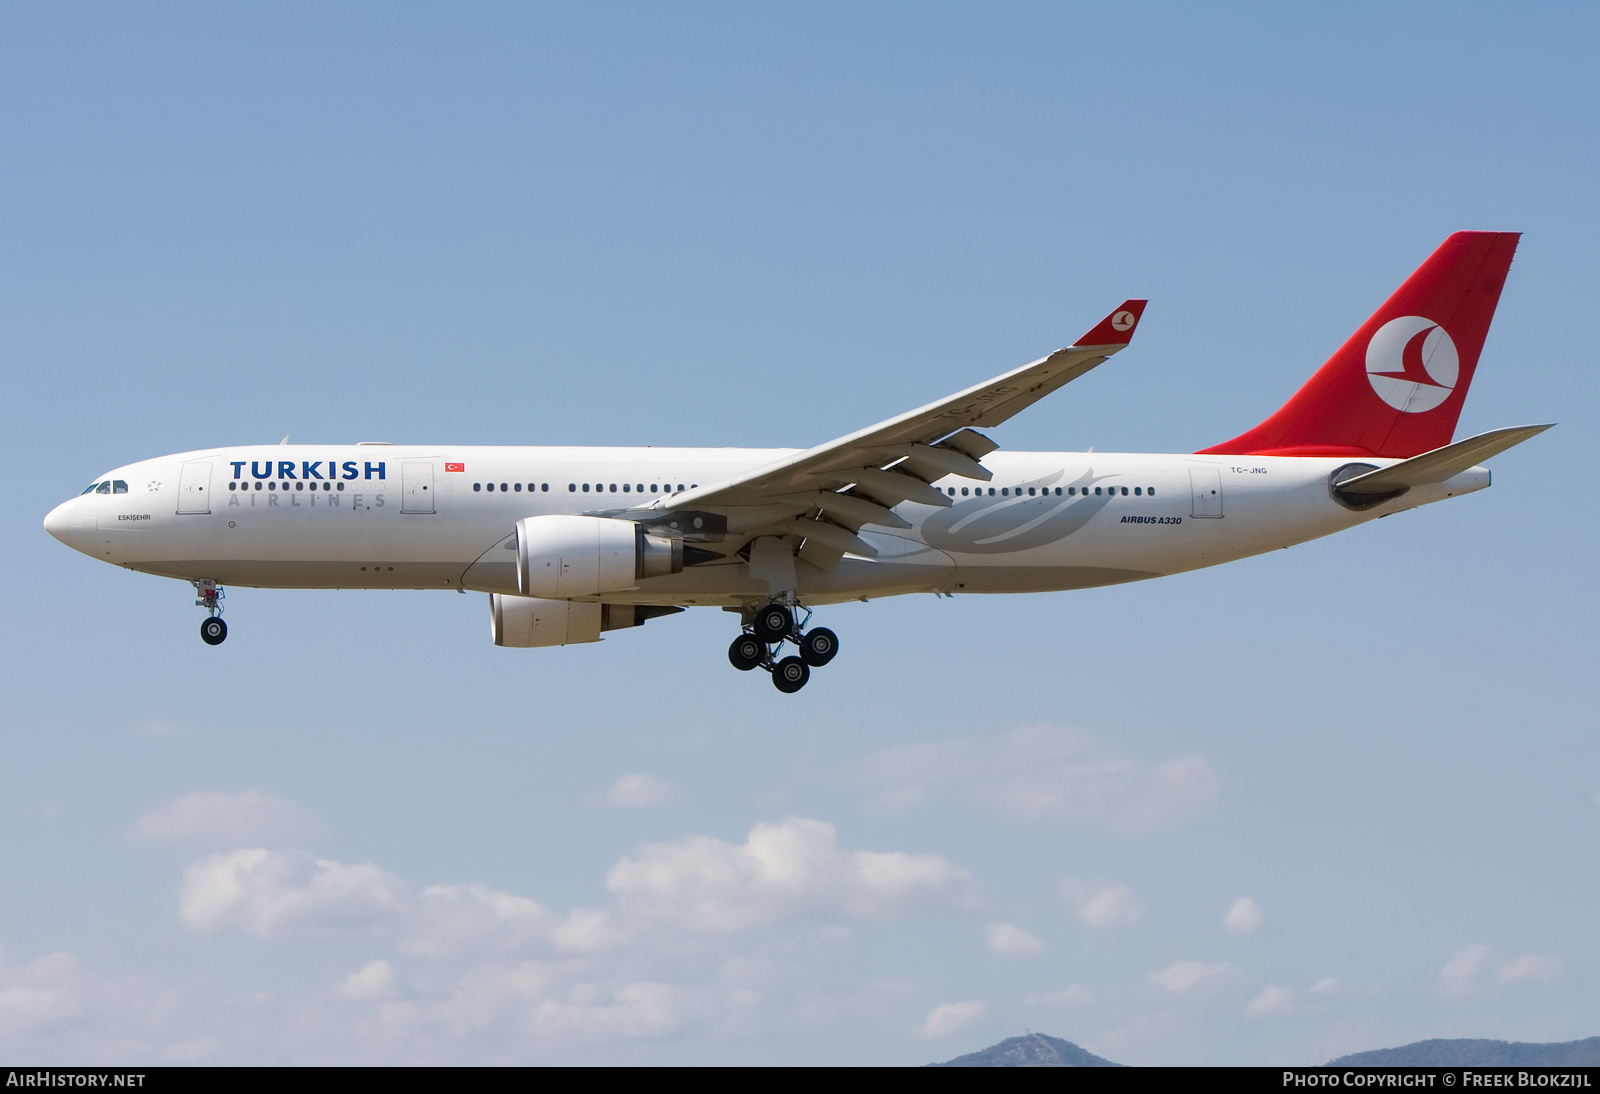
490,594,602,647
489,595,687,647
515,515,682,598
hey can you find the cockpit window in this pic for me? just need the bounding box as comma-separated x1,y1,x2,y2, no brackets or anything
94,482,111,494
112,480,128,494
81,482,102,495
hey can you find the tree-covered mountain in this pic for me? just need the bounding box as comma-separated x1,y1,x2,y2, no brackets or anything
1330,1038,1600,1067
928,1033,1123,1067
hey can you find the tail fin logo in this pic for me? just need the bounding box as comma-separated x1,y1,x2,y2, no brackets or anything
1365,315,1459,413
1111,310,1138,332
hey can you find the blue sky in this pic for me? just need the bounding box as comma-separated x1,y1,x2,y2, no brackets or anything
2,2,1596,1065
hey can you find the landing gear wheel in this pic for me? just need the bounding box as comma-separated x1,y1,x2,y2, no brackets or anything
799,627,838,667
200,617,228,646
753,603,794,643
728,634,765,671
772,656,810,693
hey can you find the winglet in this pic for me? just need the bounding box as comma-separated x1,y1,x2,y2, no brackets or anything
1073,300,1147,347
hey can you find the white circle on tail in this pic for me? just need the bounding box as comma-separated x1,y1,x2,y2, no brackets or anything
1111,310,1137,332
1365,315,1459,413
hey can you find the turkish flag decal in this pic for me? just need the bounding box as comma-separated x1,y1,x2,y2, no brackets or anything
445,463,465,473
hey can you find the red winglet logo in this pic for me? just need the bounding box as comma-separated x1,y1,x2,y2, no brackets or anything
1074,300,1148,346
445,462,465,473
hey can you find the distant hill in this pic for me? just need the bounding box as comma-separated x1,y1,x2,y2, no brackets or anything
1331,1037,1600,1067
929,1033,1123,1067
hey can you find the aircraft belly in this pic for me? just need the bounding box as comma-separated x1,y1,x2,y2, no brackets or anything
949,566,1160,594
130,559,469,589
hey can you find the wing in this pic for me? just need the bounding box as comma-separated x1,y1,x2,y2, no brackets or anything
658,300,1147,569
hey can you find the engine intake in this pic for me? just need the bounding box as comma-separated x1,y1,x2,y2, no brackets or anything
515,515,682,598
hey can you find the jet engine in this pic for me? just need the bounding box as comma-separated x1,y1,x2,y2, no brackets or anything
490,594,602,647
514,515,682,598
489,594,686,647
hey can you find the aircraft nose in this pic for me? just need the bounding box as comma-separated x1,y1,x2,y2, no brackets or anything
44,500,75,546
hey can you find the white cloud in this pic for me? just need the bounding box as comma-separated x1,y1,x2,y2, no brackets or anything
605,817,977,931
180,849,410,942
1223,897,1265,934
0,985,82,1036
531,981,700,1038
1439,943,1491,998
433,962,554,1035
407,885,627,959
914,999,985,1039
1497,955,1561,984
178,817,973,967
331,960,400,1002
855,726,1219,833
179,849,623,957
1025,984,1093,1007
1060,879,1143,928
1245,984,1294,1016
1149,960,1238,993
0,945,172,1044
984,922,1043,958
583,774,684,809
1310,977,1340,995
162,1037,218,1062
132,789,318,846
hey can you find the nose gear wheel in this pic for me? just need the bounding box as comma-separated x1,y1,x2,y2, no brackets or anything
192,580,228,645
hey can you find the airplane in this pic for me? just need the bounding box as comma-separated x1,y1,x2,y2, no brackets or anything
44,232,1549,693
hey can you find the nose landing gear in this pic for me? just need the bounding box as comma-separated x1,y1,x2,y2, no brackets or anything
729,602,839,693
194,580,227,646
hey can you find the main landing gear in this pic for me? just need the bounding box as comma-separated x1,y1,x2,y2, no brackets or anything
194,580,228,646
726,601,838,694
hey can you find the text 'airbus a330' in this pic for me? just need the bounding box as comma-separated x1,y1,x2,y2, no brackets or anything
46,232,1548,692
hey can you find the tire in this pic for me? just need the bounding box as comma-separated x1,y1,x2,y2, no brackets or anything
200,617,228,646
728,634,765,671
771,656,809,693
799,627,838,667
753,603,793,643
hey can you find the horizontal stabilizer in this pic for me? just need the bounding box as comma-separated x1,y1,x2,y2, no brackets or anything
1336,424,1553,495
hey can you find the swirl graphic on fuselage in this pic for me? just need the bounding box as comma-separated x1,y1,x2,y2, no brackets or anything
920,468,1115,555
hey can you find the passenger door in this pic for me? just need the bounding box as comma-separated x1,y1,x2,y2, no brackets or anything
177,461,212,514
1188,466,1223,518
401,460,436,514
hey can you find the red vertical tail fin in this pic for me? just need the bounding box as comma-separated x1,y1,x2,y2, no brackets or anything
1199,232,1520,459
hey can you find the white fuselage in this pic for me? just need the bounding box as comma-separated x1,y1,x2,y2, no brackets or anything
44,444,1489,608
